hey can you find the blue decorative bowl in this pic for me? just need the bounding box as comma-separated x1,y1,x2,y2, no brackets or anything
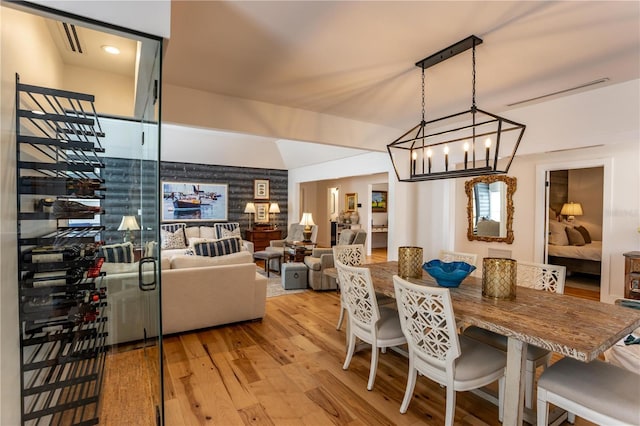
422,259,476,288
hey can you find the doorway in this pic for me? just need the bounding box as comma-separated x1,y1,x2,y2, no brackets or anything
542,164,606,300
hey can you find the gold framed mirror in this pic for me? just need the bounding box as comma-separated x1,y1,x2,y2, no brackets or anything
465,175,516,244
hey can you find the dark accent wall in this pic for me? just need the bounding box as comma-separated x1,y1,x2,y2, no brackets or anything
100,159,288,243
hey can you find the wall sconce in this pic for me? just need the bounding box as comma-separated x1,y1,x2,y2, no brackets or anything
299,212,315,242
118,215,140,244
387,35,526,182
244,202,256,229
269,202,280,228
560,202,583,221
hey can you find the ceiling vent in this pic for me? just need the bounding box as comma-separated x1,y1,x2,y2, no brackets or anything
507,78,609,107
60,22,83,54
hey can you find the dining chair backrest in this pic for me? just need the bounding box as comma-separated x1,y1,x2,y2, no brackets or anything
393,275,461,367
439,250,477,267
333,244,365,267
517,261,566,294
335,260,380,336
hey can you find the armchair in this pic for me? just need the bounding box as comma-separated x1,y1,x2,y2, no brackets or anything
265,223,318,272
304,229,366,290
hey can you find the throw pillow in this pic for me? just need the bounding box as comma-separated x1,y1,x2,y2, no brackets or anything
99,242,134,263
548,221,569,246
161,228,187,249
565,227,586,246
193,237,242,257
574,225,592,244
220,227,241,239
214,223,240,239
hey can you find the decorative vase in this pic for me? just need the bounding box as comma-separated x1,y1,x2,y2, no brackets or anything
398,246,423,279
338,210,345,223
482,257,517,300
350,211,359,224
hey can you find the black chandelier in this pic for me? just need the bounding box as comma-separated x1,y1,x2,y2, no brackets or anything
387,36,526,182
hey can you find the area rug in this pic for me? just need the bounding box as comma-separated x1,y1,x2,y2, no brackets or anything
257,269,308,298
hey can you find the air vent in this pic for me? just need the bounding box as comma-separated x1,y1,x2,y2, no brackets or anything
507,78,609,107
61,22,83,54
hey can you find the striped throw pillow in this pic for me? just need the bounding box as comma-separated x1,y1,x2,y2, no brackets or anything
99,242,134,263
214,223,240,239
193,237,242,257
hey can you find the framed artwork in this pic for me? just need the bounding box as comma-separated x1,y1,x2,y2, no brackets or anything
372,190,387,212
345,193,357,212
255,202,270,223
162,181,228,222
254,179,270,200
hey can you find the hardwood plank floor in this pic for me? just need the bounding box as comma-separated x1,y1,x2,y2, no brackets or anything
100,247,598,425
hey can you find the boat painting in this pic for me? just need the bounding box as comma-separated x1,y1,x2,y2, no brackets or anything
162,181,228,221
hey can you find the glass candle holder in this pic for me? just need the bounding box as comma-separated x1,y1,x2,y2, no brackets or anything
482,257,517,300
398,246,423,279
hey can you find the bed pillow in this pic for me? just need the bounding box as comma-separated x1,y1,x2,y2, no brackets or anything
574,225,592,244
192,237,242,257
548,221,569,246
161,228,187,249
565,227,586,246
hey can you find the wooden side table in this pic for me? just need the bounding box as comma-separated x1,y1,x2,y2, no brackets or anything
245,228,282,252
284,242,316,262
623,251,640,300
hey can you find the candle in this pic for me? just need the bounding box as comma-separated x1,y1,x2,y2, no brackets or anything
411,151,417,175
427,148,432,173
444,145,449,171
485,138,491,167
463,142,469,170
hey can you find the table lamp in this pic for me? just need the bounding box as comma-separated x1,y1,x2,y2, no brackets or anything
244,202,256,229
300,212,315,242
269,202,280,228
118,215,140,243
560,202,583,222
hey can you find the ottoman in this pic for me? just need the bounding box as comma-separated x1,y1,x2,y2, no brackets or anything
282,262,308,290
253,250,282,277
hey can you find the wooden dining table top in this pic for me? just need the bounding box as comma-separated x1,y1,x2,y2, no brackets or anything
325,261,640,362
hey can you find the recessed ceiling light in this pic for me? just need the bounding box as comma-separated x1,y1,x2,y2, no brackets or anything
101,45,120,55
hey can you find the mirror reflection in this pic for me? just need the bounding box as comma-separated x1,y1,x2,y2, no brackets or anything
465,175,516,244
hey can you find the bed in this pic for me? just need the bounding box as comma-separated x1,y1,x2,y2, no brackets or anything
547,219,601,276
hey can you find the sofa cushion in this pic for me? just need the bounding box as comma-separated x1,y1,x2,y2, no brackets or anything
101,261,139,274
99,242,134,263
170,250,253,269
161,228,187,249
184,226,201,240
193,237,242,257
199,226,216,239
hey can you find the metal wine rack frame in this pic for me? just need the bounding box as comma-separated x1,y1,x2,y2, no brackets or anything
16,74,108,426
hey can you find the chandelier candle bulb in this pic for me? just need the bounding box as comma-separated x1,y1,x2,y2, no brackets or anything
411,151,417,175
427,149,432,173
485,138,491,167
444,145,449,171
463,142,469,169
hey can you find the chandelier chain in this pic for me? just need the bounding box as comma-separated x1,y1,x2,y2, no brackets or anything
421,67,426,123
472,42,476,108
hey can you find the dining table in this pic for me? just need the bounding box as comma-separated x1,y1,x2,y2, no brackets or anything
324,261,640,426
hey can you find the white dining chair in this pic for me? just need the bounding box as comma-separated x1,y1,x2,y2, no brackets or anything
336,260,406,391
438,250,477,267
393,275,506,426
333,244,366,330
537,357,640,426
463,261,566,410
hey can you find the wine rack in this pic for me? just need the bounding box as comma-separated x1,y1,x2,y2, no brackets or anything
16,74,108,425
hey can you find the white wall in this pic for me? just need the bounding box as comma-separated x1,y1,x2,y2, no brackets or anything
568,167,603,240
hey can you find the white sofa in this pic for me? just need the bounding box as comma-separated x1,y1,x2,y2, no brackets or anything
102,246,267,344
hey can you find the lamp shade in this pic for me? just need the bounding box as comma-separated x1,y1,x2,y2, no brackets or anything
269,203,280,213
299,212,315,227
244,202,256,213
560,202,583,217
117,215,140,231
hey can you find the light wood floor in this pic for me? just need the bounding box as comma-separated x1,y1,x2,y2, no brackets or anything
100,247,598,425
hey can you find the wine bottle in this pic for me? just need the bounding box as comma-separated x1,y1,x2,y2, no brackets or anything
20,177,104,196
23,245,82,263
52,199,101,218
24,268,84,287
